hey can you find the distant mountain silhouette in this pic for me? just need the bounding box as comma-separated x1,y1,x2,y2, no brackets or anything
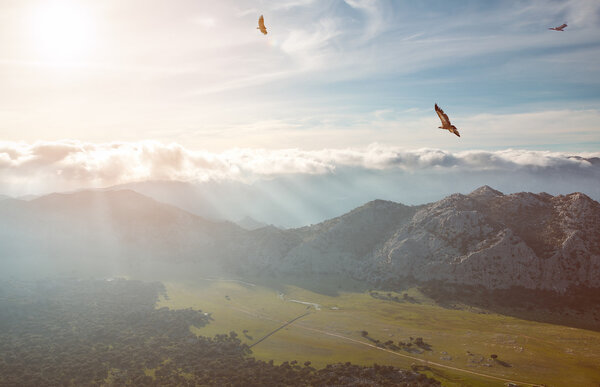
236,216,269,230
104,178,367,228
0,190,244,277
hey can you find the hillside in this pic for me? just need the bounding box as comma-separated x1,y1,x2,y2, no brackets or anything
236,216,269,230
278,200,418,273
0,190,246,276
263,186,600,291
1,186,599,293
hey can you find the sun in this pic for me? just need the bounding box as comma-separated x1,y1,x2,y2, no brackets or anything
29,1,94,63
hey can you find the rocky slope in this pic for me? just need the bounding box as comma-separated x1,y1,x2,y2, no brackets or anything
259,186,599,291
349,186,600,291
276,200,418,273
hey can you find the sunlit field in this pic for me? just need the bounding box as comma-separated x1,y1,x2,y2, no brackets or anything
158,278,600,387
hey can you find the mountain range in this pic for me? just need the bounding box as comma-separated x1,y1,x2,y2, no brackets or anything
1,186,598,292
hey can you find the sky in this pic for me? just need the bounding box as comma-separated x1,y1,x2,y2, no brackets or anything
0,0,599,199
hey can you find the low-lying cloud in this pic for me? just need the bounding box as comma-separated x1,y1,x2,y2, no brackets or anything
0,140,599,198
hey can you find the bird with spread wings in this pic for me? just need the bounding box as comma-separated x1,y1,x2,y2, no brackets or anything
257,15,267,35
435,104,460,137
549,23,567,31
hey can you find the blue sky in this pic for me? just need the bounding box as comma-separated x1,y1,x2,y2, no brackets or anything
0,0,599,197
1,0,599,149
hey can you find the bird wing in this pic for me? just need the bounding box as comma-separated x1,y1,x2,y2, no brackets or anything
435,104,451,127
258,15,267,34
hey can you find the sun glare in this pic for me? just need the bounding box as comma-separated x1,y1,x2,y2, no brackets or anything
29,1,94,63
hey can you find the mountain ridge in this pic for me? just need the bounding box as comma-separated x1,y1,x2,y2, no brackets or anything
1,186,598,292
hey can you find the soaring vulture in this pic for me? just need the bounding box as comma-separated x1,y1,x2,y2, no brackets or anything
435,104,460,137
257,15,267,35
549,23,567,31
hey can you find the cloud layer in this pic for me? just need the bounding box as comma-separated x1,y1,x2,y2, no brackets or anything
1,140,598,197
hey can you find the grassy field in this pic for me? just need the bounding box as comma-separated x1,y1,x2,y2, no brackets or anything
157,277,600,387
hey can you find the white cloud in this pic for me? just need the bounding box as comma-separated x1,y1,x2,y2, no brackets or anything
1,140,598,196
559,0,600,26
343,0,391,41
272,0,318,11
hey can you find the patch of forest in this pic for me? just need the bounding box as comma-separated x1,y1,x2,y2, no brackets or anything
0,278,440,386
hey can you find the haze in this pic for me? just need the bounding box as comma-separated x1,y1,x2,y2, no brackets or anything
1,2,600,386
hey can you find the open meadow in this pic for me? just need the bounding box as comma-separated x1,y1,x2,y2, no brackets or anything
158,277,600,387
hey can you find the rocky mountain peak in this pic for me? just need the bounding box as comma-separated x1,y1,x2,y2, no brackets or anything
468,185,504,199
560,192,595,205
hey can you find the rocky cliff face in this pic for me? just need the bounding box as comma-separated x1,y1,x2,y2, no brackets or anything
332,186,600,291
277,200,417,273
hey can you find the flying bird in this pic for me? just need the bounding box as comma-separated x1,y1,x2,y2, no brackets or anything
435,104,460,137
257,15,267,35
549,23,567,31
